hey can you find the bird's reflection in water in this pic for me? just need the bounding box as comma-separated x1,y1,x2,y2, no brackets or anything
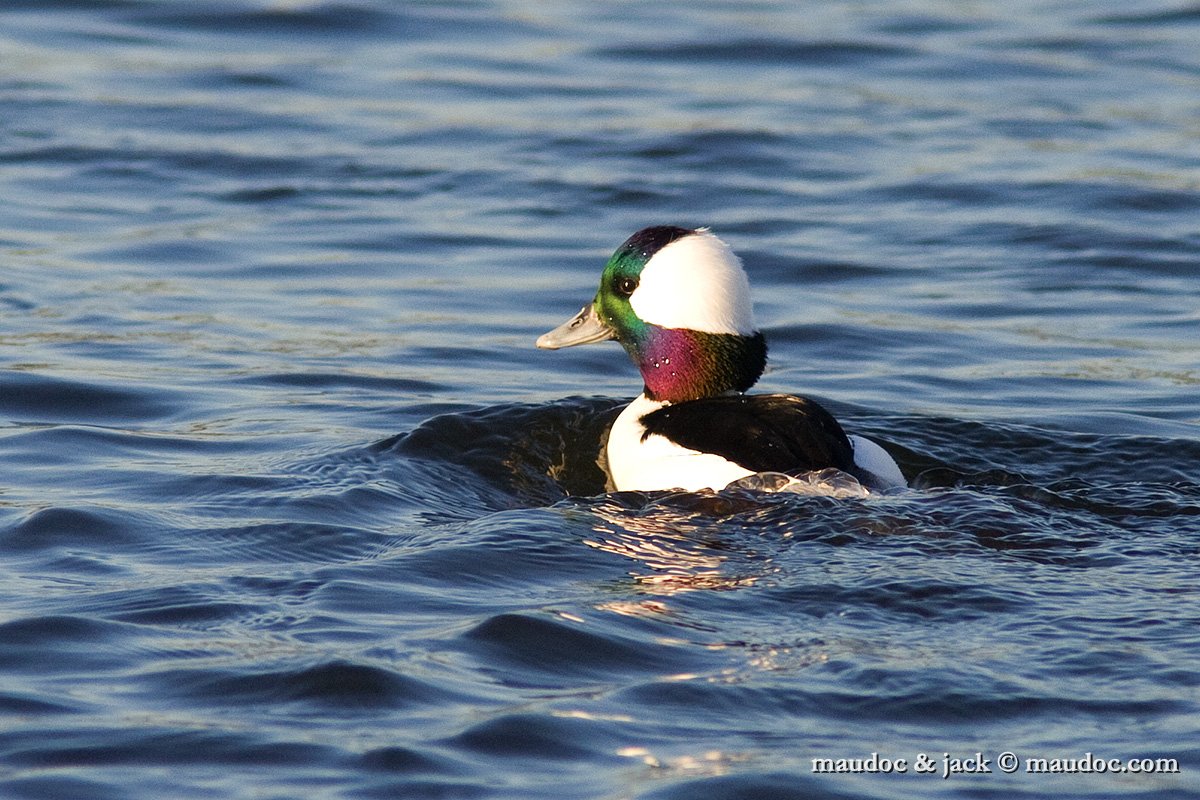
578,471,871,617
580,489,769,614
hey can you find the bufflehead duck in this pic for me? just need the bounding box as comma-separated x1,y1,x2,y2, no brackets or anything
537,226,906,494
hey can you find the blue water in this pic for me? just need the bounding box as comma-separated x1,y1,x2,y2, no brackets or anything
2,2,1199,798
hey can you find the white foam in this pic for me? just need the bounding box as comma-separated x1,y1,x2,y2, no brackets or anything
731,470,871,499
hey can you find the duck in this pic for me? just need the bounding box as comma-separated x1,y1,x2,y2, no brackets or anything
536,225,906,494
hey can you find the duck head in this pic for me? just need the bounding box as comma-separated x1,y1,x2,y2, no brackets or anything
537,226,767,404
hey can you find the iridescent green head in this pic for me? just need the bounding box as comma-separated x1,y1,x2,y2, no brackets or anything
537,226,766,403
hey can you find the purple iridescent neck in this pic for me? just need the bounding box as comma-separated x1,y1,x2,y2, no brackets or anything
625,325,767,404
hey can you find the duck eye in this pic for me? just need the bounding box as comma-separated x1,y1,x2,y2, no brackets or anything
615,277,638,296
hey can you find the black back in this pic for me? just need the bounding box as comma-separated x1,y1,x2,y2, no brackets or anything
638,394,857,475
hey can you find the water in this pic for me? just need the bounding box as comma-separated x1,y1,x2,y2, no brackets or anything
2,1,1198,798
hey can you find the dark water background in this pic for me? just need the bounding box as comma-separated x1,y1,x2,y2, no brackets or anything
2,2,1199,798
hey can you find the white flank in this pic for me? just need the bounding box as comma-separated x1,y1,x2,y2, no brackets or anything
848,435,907,489
629,230,756,335
605,399,909,494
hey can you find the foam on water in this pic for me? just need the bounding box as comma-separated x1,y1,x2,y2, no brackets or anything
732,470,873,499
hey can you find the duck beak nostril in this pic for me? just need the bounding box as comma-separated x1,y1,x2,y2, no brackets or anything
536,304,615,350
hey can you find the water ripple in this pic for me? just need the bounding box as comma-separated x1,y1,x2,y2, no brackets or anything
2,1,1198,798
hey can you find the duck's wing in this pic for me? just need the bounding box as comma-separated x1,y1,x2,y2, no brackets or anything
637,393,857,475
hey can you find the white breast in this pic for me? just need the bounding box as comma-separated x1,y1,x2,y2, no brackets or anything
605,394,755,492
604,396,908,494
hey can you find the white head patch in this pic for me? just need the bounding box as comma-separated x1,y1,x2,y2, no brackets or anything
629,230,757,335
